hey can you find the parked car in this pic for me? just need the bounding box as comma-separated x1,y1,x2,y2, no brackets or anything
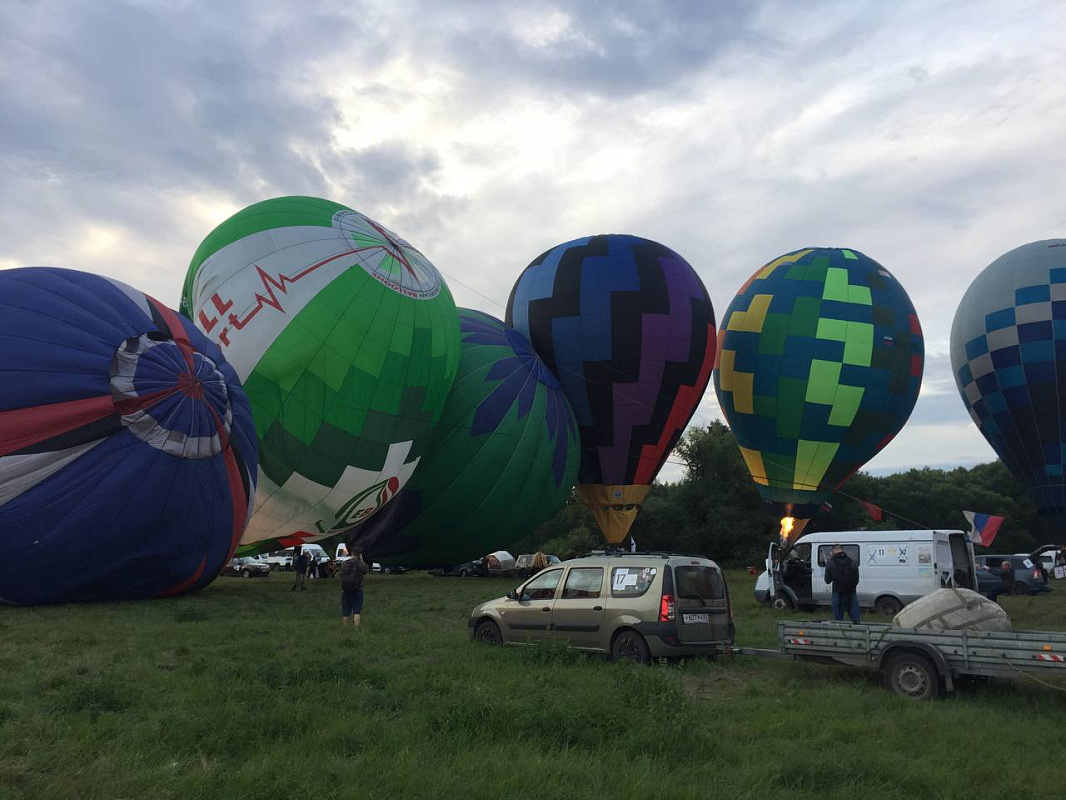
261,550,293,571
223,556,271,578
514,553,562,577
469,552,734,663
430,561,484,577
974,555,1050,595
453,561,484,577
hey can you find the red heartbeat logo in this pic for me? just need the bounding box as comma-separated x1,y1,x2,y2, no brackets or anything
197,246,376,347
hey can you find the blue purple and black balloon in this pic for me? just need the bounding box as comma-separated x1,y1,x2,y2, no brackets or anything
347,309,579,566
951,240,1066,538
0,268,257,604
506,235,715,543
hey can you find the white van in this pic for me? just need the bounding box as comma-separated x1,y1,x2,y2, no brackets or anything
754,529,977,616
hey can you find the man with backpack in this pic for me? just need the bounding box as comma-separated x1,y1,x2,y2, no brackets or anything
341,547,370,628
824,544,861,623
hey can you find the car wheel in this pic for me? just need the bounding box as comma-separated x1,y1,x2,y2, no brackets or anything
1013,583,1030,596
884,652,941,700
611,629,651,665
241,569,251,578
474,619,502,646
875,596,904,616
459,569,469,578
771,595,793,611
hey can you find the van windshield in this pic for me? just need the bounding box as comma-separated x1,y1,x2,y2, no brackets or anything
674,566,725,604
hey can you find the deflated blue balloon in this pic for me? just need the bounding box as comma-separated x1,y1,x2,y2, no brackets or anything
0,268,258,604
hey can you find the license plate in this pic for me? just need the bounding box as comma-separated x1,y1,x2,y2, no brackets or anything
683,613,710,624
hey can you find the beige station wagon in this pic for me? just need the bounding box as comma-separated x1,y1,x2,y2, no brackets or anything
468,552,735,663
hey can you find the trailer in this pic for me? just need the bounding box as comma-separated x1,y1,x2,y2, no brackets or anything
741,620,1066,700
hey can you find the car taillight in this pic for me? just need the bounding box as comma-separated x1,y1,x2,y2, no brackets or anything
659,593,676,622
1034,569,1043,579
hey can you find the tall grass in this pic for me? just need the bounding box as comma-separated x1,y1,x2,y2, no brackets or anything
1,570,1064,799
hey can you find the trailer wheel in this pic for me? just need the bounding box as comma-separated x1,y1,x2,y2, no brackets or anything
884,652,941,700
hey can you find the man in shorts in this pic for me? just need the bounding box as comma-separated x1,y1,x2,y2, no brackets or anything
341,547,370,628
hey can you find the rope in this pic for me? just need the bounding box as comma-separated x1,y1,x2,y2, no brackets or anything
996,652,1066,694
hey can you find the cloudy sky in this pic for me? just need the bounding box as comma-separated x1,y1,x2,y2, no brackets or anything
3,0,1065,481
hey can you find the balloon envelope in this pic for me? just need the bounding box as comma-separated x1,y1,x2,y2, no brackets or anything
349,309,579,565
0,268,257,604
951,239,1066,535
181,196,460,551
714,248,923,518
507,234,715,543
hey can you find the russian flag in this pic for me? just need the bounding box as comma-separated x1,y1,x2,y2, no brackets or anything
963,510,1005,547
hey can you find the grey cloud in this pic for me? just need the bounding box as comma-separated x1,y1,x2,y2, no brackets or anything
410,0,760,99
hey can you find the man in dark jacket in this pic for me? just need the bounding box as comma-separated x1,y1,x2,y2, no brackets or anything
291,548,309,592
824,544,861,623
341,547,370,628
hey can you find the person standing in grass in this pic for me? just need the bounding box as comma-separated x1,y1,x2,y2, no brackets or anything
341,547,370,628
291,547,309,592
824,544,860,623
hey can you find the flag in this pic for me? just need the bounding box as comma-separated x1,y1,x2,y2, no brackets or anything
963,511,1005,547
860,500,884,522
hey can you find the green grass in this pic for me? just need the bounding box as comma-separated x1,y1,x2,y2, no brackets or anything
2,570,1065,800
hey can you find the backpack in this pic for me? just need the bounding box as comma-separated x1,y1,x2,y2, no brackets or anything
341,559,365,591
834,557,859,594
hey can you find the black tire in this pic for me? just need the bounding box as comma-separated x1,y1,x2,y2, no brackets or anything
474,619,502,646
884,652,941,700
611,629,651,665
1013,583,1030,596
875,596,904,616
241,569,251,578
772,595,793,611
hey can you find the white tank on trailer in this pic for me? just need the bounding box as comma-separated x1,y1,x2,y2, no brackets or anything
893,588,1012,632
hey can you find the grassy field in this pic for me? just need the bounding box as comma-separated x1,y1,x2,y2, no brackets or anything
2,569,1064,800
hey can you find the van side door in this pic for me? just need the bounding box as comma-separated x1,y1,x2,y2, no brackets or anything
550,567,605,650
814,544,861,606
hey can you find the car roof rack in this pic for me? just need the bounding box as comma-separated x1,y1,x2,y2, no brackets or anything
581,550,710,560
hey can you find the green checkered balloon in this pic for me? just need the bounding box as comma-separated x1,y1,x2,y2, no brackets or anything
180,196,460,550
714,248,923,519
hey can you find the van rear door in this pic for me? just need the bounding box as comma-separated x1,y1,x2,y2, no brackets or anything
948,532,976,589
672,564,731,643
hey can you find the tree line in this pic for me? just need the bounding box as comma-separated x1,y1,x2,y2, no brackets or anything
515,422,1055,565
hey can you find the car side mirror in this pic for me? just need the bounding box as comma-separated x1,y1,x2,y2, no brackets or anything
506,589,517,600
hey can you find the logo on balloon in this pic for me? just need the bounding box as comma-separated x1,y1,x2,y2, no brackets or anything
333,211,442,301
333,476,402,528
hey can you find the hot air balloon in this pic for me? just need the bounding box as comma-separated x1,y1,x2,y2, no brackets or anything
714,248,923,538
0,268,257,604
347,309,580,566
951,239,1066,540
506,234,716,544
180,196,460,553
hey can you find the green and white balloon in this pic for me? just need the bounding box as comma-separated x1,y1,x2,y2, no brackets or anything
180,196,460,550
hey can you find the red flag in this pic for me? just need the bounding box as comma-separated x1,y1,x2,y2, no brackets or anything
860,500,884,522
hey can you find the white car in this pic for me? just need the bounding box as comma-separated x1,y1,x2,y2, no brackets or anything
260,550,293,571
